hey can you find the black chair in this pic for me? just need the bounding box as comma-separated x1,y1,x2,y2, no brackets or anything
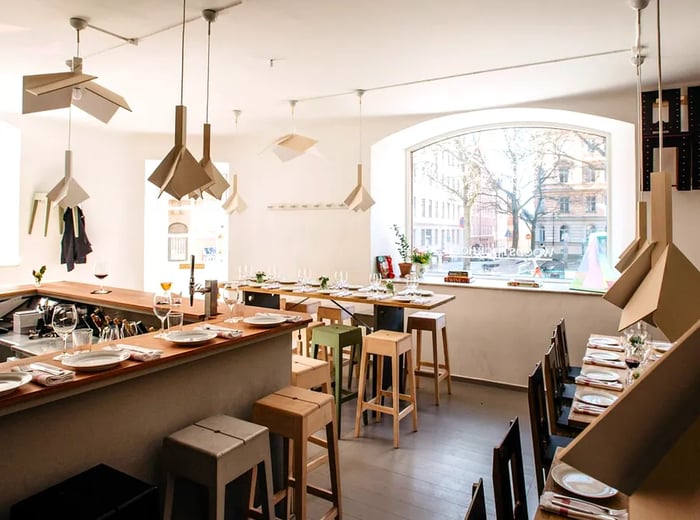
543,346,583,437
528,362,573,495
556,318,581,381
550,330,576,401
492,417,528,520
463,478,487,520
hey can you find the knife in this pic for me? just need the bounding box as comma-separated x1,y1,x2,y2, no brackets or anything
550,498,615,519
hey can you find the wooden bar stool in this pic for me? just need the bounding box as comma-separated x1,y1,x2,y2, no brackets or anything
311,324,363,435
291,354,331,393
293,320,325,357
317,304,354,325
354,330,418,449
162,415,275,520
406,311,452,405
252,386,342,520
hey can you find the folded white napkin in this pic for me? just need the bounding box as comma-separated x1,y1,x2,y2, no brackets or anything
572,403,606,416
540,491,627,520
583,357,627,369
108,344,163,361
255,313,302,323
587,341,625,352
197,325,243,338
330,290,352,297
575,376,623,392
12,363,75,386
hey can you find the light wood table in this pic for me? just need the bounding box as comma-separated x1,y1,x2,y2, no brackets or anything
534,449,629,519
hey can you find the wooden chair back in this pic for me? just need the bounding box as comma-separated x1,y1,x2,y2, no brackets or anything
463,477,487,520
492,417,528,520
528,362,550,496
542,345,562,442
556,317,571,371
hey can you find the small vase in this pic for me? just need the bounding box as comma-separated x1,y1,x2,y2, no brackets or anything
413,263,427,279
34,279,41,288
398,262,412,278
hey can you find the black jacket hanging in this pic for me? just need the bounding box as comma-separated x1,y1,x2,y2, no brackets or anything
61,206,92,271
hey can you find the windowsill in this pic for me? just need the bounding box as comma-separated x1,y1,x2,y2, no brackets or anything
397,274,606,296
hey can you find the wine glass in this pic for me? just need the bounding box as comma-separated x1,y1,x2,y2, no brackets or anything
406,273,419,296
52,303,78,360
92,261,110,294
369,273,381,296
624,340,646,385
153,293,172,337
221,284,241,323
160,280,173,294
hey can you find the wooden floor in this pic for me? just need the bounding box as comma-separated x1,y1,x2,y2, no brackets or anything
305,379,541,519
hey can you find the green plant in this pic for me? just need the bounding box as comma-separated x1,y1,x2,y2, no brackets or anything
318,275,329,289
391,224,410,262
255,271,266,283
385,279,395,294
32,265,46,284
411,248,432,264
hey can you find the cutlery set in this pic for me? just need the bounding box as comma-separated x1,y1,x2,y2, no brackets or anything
574,377,623,391
543,491,628,519
582,357,626,369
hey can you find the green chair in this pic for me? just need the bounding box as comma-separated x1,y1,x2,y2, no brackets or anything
311,324,363,435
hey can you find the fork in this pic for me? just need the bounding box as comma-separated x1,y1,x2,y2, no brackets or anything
551,493,628,517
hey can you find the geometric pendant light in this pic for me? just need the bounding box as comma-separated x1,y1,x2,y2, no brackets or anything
222,110,246,214
47,107,89,210
344,89,375,212
22,17,131,124
268,100,319,162
148,0,214,200
197,8,229,200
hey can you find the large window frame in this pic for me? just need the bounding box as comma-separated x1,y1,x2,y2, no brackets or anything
407,122,612,286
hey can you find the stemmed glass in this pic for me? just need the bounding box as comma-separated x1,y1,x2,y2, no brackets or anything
221,283,242,323
52,303,78,360
406,273,419,296
624,340,646,385
153,293,172,337
369,273,381,297
92,261,111,294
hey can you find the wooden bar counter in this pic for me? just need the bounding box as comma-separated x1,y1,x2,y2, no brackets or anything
0,282,309,518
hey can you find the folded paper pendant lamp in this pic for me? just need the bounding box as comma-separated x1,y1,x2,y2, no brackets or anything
615,200,647,272
46,150,89,209
344,163,375,212
603,171,700,341
148,105,214,200
199,123,229,199
222,174,246,213
23,17,131,123
271,133,318,162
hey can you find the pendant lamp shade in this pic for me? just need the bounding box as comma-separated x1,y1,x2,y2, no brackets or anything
148,106,214,200
271,133,318,162
200,123,229,199
344,164,375,212
222,174,246,214
22,17,131,124
47,150,89,209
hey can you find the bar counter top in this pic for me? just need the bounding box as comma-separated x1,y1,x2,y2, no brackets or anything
0,282,309,516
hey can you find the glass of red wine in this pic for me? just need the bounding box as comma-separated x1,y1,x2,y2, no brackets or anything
92,261,111,294
624,341,645,385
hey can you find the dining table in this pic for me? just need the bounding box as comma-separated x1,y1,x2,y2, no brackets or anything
534,448,630,519
568,334,668,429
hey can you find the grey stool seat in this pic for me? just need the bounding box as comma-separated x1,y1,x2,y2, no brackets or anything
163,415,275,520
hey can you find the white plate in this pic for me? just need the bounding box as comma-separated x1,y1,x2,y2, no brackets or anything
551,463,618,498
418,290,434,296
318,289,334,294
577,392,617,407
347,284,363,290
61,350,130,372
588,337,620,346
0,372,32,397
392,295,414,302
588,351,621,361
351,292,371,298
243,316,287,327
162,330,218,346
581,370,620,382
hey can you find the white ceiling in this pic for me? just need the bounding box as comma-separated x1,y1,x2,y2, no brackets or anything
1,0,698,134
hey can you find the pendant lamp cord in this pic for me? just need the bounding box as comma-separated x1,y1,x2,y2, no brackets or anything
358,90,364,164
290,100,297,133
67,104,72,150
179,0,186,105
633,8,643,198
655,0,663,171
205,20,212,123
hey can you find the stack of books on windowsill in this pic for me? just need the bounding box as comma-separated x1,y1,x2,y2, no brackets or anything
444,270,470,284
507,278,540,288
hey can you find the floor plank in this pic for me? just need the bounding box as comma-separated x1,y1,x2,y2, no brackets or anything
302,379,539,519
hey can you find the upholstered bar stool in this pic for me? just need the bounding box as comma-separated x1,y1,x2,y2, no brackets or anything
252,386,342,520
162,415,275,520
354,330,418,449
311,324,363,435
406,311,452,405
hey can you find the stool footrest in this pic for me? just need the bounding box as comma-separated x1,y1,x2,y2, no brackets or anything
415,367,449,381
376,389,418,402
307,453,330,472
307,484,335,501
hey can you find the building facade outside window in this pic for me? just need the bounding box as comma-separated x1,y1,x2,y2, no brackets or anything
410,125,609,283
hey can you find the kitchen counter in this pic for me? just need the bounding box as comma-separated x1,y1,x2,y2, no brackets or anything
0,282,309,518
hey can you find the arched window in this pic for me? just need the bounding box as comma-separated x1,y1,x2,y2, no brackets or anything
559,225,570,243
537,225,546,244
168,222,188,262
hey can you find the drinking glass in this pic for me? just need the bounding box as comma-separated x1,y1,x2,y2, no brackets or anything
221,284,242,323
238,265,249,282
406,273,419,296
153,293,172,336
624,340,646,385
72,328,93,353
167,311,184,331
52,303,78,360
160,280,173,293
92,261,110,294
369,273,381,296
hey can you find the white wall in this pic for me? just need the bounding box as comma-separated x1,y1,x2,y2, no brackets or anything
2,87,697,385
